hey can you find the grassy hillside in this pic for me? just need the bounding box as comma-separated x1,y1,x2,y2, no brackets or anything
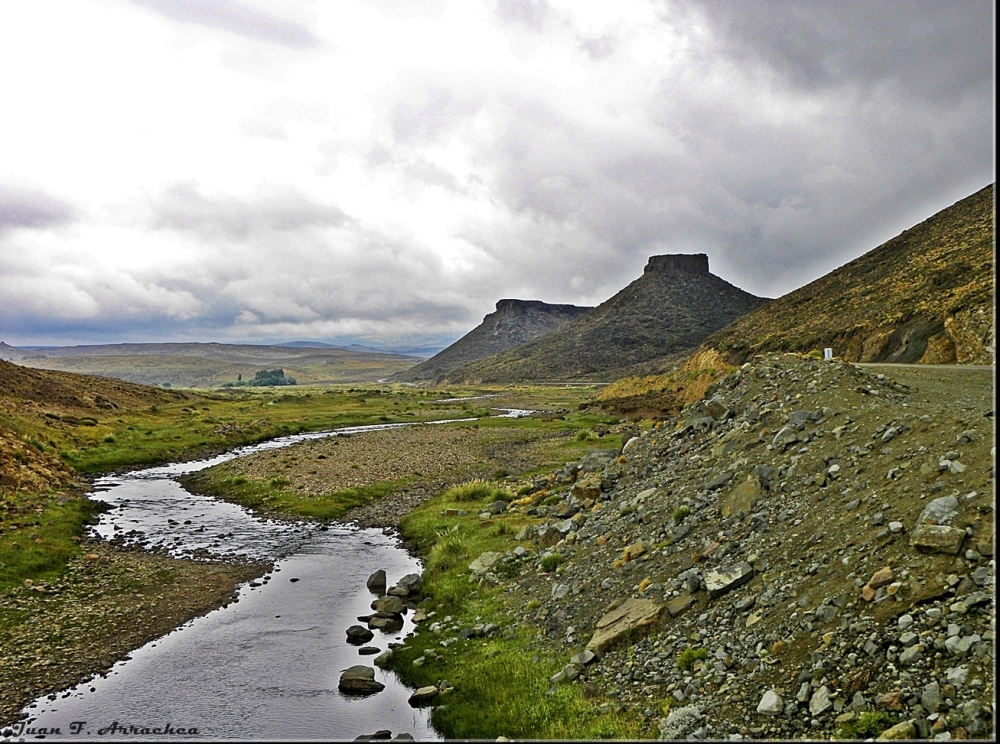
697,183,995,365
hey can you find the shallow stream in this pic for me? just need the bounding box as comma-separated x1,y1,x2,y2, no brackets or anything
10,411,530,741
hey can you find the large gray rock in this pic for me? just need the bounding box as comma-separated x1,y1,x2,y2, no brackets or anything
704,563,755,599
339,665,385,694
809,685,833,716
369,615,404,632
387,573,422,597
757,689,783,716
917,496,960,526
468,551,502,576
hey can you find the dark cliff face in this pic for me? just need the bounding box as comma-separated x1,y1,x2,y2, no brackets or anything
493,299,591,317
443,254,768,383
643,253,709,275
393,300,593,382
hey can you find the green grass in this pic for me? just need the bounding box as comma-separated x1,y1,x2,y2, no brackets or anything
382,480,650,739
677,646,709,671
0,491,105,594
833,711,896,739
179,469,411,520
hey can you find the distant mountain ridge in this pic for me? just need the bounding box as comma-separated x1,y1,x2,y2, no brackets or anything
443,254,768,383
0,342,422,388
394,299,593,382
693,182,995,366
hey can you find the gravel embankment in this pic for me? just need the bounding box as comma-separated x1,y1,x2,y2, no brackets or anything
215,423,563,526
399,355,995,740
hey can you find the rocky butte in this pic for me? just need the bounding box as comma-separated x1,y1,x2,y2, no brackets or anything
394,299,592,383
442,253,768,383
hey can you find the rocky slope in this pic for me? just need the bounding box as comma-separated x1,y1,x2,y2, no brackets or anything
395,299,592,383
694,183,995,366
445,254,768,384
440,354,994,739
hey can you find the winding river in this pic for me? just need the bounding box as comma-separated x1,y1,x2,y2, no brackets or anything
10,411,531,742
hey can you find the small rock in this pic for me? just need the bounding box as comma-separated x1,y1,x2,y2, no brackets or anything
757,689,783,716
408,686,439,707
339,665,385,694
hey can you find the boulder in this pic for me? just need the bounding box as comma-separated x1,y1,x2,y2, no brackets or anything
704,563,755,599
369,615,404,632
366,569,387,595
721,478,762,518
666,594,695,617
468,551,502,576
757,689,783,716
571,473,603,500
407,686,440,707
387,573,422,597
339,665,385,695
373,595,406,615
911,524,966,554
917,496,960,526
346,625,375,644
587,597,666,653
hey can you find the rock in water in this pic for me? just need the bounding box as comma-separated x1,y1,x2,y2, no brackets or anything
346,625,375,644
367,569,387,595
407,686,439,707
338,665,385,694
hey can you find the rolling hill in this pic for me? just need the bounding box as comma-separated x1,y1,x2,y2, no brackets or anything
0,342,422,388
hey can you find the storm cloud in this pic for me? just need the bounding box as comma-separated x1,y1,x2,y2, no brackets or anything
0,0,993,347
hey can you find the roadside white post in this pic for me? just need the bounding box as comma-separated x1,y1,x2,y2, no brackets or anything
823,348,834,360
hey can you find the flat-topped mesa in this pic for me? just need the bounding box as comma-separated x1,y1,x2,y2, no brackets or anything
644,253,709,275
494,299,589,316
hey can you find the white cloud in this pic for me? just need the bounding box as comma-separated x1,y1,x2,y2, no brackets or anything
0,0,993,346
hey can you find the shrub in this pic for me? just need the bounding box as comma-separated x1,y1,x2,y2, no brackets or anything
540,553,564,572
677,647,708,671
672,506,690,524
446,480,513,503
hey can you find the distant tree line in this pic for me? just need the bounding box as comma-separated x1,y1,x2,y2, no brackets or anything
221,369,297,387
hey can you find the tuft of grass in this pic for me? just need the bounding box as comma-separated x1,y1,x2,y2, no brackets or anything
446,480,513,503
672,506,690,524
540,553,564,572
834,711,896,739
677,646,709,671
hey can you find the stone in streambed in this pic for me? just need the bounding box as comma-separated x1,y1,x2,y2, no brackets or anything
346,625,375,644
408,686,439,707
367,569,387,595
339,665,385,694
372,595,406,615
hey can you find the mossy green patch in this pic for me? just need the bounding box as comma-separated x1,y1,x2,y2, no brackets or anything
383,480,651,739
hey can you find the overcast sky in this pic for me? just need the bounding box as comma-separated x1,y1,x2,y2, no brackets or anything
1,0,994,348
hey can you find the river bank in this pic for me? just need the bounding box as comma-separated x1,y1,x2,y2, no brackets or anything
0,540,266,726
